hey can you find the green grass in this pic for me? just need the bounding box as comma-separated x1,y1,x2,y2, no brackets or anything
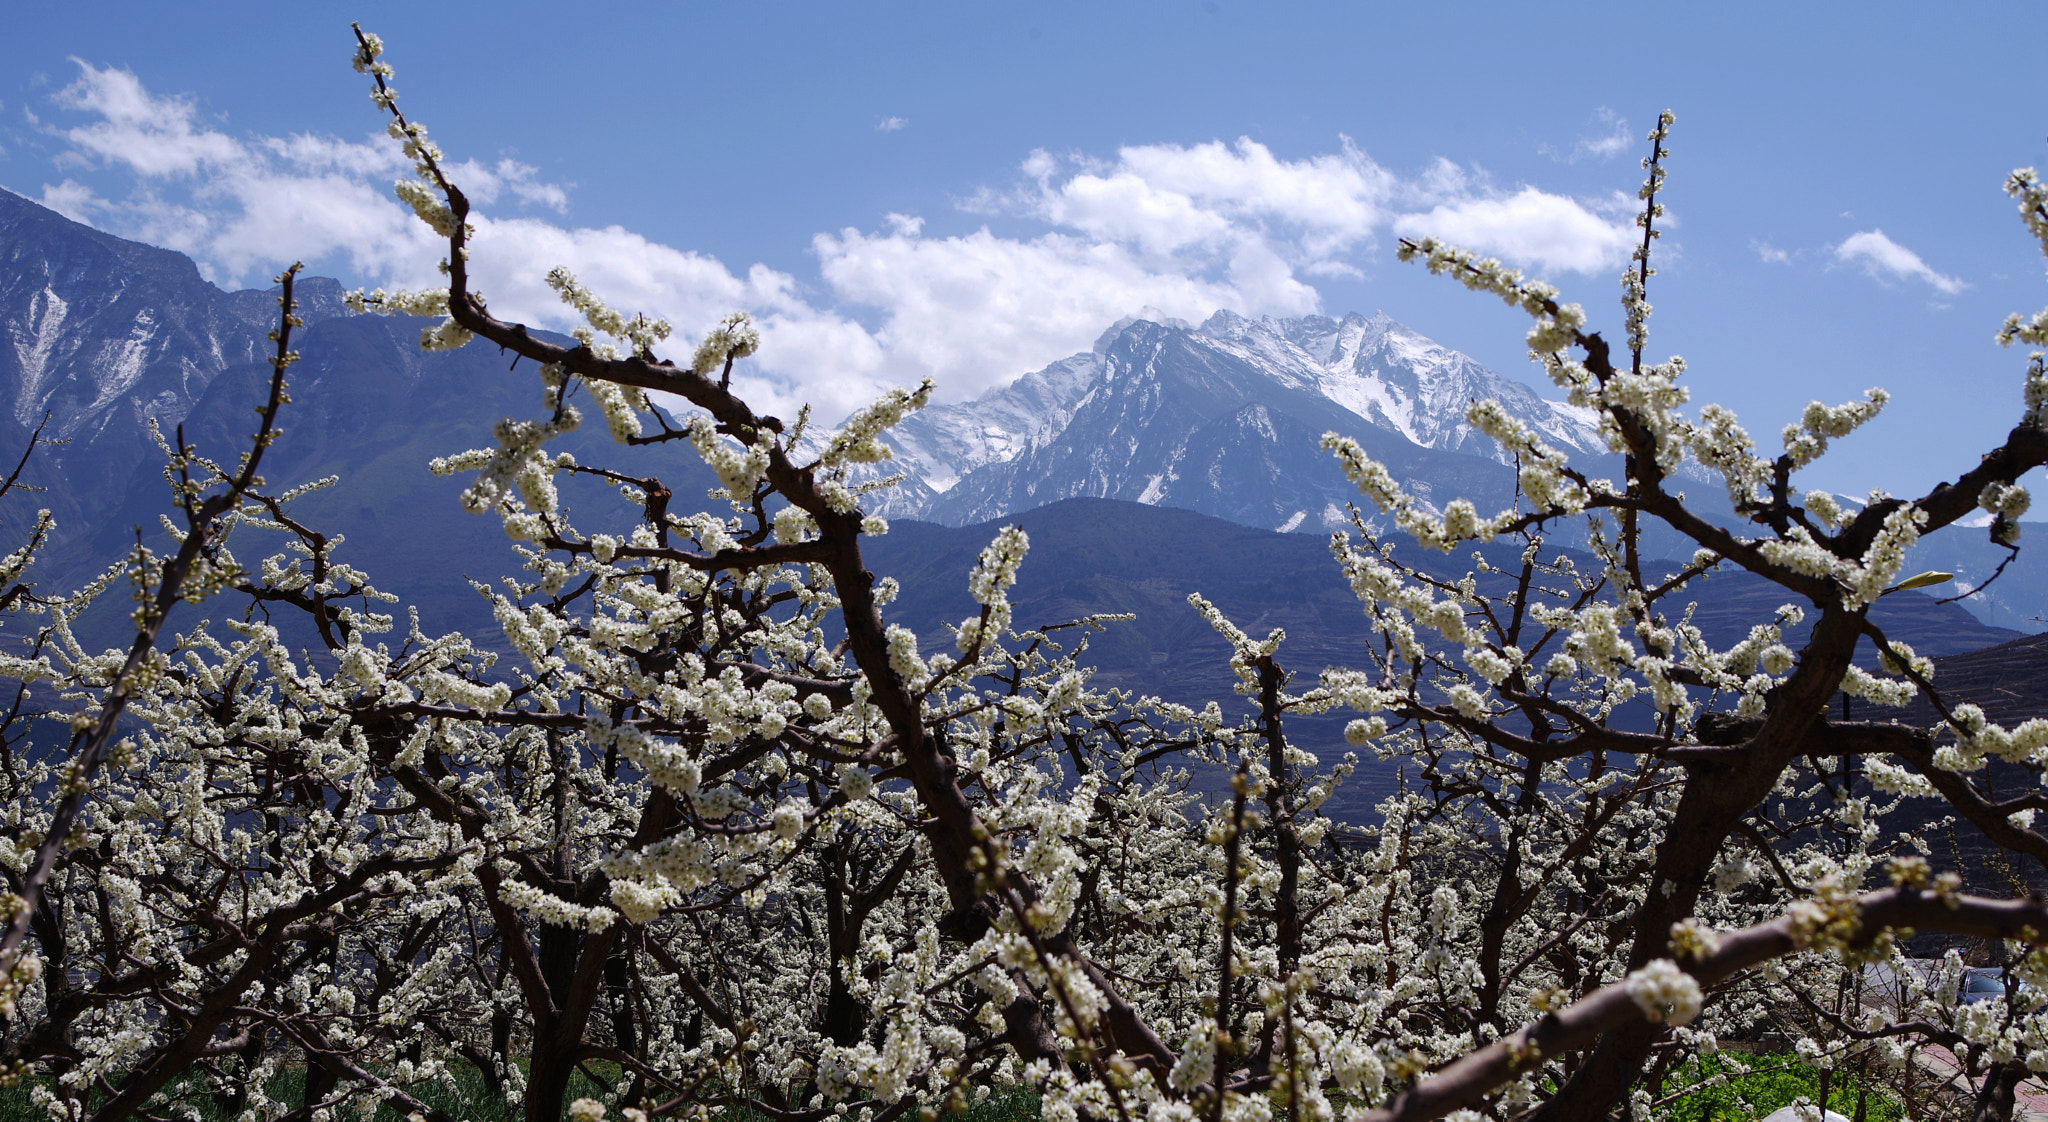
0,1058,1918,1122
1658,1054,1905,1122
954,1085,1040,1122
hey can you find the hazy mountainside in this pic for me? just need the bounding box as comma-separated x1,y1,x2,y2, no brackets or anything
54,312,719,651
62,312,732,654
1207,310,1605,460
922,317,1534,534
867,498,2025,820
856,308,1609,535
871,499,2026,693
0,190,717,651
1890,520,2048,632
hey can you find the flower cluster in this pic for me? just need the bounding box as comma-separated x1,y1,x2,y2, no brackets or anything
817,381,936,469
1781,390,1889,469
958,525,1028,652
499,880,619,932
1321,434,1514,551
1394,237,1586,355
1997,168,2048,347
692,313,761,375
1981,480,2031,544
546,267,674,353
1626,959,1704,1025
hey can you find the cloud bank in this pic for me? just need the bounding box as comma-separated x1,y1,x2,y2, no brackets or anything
29,61,1642,421
1835,229,1964,295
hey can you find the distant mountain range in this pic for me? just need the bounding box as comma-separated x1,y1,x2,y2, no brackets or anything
2,184,2041,669
0,188,719,652
3,188,343,550
817,294,2047,632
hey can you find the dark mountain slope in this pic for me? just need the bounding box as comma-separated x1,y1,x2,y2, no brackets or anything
870,497,2023,819
54,310,719,653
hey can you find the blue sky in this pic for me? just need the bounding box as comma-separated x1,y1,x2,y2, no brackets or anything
6,2,2045,501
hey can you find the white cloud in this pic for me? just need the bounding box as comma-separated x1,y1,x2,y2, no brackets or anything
1107,137,1393,256
1540,108,1634,163
32,61,1639,423
37,179,97,223
52,60,242,176
1834,229,1964,294
877,116,908,132
813,223,1306,401
37,63,569,290
1029,159,1240,256
1392,187,1636,275
1753,241,1791,264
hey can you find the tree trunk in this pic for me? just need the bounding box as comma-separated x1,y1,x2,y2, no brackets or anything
524,1045,580,1122
1973,1061,2023,1122
215,1028,266,1120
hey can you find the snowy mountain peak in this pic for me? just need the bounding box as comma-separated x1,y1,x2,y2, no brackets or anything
1095,306,1193,352
839,309,1610,530
1181,310,1604,460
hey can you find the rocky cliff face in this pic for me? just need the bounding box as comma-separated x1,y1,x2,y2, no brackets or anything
921,316,1532,532
1240,310,1604,461
0,188,350,548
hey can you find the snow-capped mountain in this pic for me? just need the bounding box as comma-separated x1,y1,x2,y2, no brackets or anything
1210,310,1603,462
835,347,1110,518
0,188,733,649
853,308,1608,533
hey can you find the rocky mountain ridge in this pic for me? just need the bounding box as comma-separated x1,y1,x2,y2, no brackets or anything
0,187,353,551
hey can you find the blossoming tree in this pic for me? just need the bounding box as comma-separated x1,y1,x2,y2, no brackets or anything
7,28,2048,1122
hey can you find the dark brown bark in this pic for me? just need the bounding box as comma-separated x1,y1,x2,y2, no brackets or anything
1972,1061,2024,1122
1258,656,1302,984
1474,756,1545,1031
